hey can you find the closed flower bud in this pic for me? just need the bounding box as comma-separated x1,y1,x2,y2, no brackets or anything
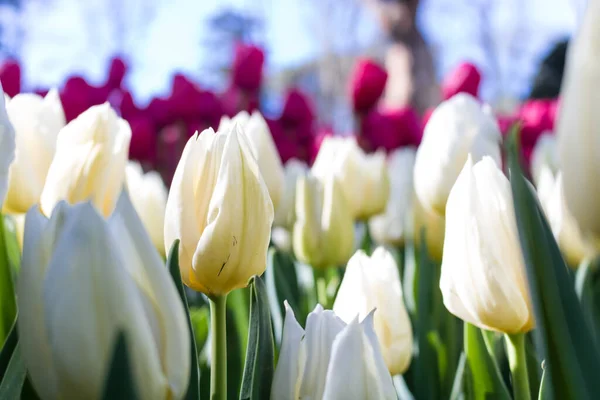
126,162,168,257
164,125,274,296
274,158,309,229
556,1,600,238
369,147,416,246
350,58,388,113
440,156,533,333
271,303,396,400
4,89,65,213
312,136,389,219
0,85,15,207
530,133,559,187
414,93,502,216
333,247,413,375
293,173,354,269
40,103,131,217
17,194,190,400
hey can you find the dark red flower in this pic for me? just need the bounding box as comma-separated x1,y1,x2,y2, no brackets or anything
518,99,557,147
280,89,314,127
360,107,423,152
0,60,21,97
441,62,481,100
350,58,388,114
232,43,264,92
128,117,157,165
106,57,127,91
60,76,93,122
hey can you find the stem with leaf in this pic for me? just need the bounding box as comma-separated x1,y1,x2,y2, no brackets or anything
505,333,531,400
209,295,228,400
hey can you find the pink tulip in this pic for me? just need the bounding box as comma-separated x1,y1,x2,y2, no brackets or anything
441,62,481,100
350,58,388,114
232,43,264,92
0,60,20,97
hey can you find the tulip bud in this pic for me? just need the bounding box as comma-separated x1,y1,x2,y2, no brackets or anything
413,93,502,216
40,103,131,217
350,58,388,113
369,147,416,246
293,173,354,269
530,133,559,187
333,247,413,375
312,136,389,219
556,0,600,238
0,85,15,207
274,158,309,229
220,111,285,210
4,89,65,213
164,125,274,296
271,303,396,400
126,162,167,257
440,155,533,333
17,194,190,400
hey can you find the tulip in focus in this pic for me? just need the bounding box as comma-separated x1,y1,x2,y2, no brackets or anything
312,136,389,219
164,125,274,296
530,133,559,187
271,303,396,400
17,194,190,399
273,158,308,229
4,89,66,213
440,155,533,333
40,103,131,217
413,93,502,216
126,162,168,257
333,247,413,375
293,173,354,269
369,147,416,246
0,85,15,207
556,0,600,239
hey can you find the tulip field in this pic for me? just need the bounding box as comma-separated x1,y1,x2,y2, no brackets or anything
1,4,600,400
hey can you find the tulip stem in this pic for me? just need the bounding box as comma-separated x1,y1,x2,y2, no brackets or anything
505,333,531,400
210,295,228,400
313,269,329,308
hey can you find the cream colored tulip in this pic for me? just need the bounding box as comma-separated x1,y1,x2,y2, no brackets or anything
440,155,533,334
293,173,354,269
221,111,284,210
530,133,559,187
17,194,190,400
414,93,502,216
4,89,65,213
333,247,413,375
274,158,309,229
164,125,274,296
271,303,396,400
556,1,600,239
126,162,167,257
0,86,15,207
312,136,389,219
40,103,131,217
369,147,416,246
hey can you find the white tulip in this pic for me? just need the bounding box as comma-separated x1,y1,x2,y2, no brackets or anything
334,247,413,375
40,103,131,217
126,162,167,257
271,303,396,400
440,155,533,333
0,85,15,207
530,133,559,187
369,147,416,246
312,136,389,219
414,93,502,216
4,89,65,213
274,158,309,229
17,193,190,400
556,0,600,239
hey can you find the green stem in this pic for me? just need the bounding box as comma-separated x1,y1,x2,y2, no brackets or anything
0,215,16,344
505,333,531,400
209,295,228,400
313,268,329,308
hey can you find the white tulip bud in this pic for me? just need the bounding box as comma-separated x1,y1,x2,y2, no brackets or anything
0,84,15,207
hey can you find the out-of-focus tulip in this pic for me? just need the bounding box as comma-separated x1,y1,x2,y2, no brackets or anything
40,103,130,217
293,173,354,269
17,195,190,400
126,162,167,257
4,90,65,213
164,125,273,296
271,303,396,400
441,62,481,100
333,247,413,375
350,59,388,113
556,1,600,238
537,169,596,267
0,60,20,98
412,192,445,261
369,147,416,246
312,136,389,219
0,86,15,207
440,156,533,333
413,93,502,216
274,159,309,229
232,43,264,92
530,133,559,186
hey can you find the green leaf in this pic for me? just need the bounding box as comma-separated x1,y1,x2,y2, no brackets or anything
464,324,511,400
2,215,21,276
575,258,600,346
0,215,16,345
189,307,210,355
239,276,274,400
0,320,17,382
507,133,600,399
449,352,467,400
167,240,200,400
538,361,550,400
101,332,138,400
0,342,26,399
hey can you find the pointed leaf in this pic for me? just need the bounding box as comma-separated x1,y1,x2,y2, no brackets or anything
101,332,138,400
0,321,17,382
